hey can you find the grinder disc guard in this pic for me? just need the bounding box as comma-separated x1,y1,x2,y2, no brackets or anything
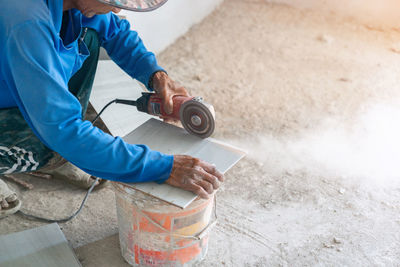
179,97,215,138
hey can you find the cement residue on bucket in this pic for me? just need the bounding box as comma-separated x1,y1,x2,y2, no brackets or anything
112,182,214,266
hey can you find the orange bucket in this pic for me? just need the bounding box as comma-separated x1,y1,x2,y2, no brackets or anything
112,182,215,266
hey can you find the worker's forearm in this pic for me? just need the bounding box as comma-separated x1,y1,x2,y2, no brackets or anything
83,13,165,89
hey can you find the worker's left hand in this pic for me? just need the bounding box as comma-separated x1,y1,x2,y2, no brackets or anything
165,155,224,199
151,71,190,115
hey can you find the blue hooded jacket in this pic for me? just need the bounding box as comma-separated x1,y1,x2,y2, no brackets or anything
0,0,174,183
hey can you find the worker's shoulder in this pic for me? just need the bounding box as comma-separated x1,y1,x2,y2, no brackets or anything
0,0,51,32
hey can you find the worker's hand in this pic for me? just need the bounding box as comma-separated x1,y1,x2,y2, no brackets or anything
165,155,224,199
152,71,190,115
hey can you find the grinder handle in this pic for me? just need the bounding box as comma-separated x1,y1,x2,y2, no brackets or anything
148,94,193,120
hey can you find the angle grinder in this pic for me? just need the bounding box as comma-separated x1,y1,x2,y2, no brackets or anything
116,93,216,138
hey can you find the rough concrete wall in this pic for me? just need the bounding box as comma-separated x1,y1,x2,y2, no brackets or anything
120,0,224,54
268,0,400,28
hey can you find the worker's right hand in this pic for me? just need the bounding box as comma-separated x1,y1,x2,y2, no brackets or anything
152,71,190,115
165,155,224,199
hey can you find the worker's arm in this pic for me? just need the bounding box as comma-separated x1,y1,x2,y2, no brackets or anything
1,19,172,183
82,14,224,197
83,13,162,90
83,14,189,114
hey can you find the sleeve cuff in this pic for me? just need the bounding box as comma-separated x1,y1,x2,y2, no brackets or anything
153,154,174,184
134,55,166,91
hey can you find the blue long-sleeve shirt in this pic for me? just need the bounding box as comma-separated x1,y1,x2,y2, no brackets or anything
0,0,174,183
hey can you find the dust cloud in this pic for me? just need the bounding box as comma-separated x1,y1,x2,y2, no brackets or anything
244,103,400,189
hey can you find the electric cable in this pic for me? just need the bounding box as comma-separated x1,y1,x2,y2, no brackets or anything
91,99,118,124
92,98,137,124
16,98,135,223
18,177,100,223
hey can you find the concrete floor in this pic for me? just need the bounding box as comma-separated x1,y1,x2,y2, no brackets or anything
3,0,400,266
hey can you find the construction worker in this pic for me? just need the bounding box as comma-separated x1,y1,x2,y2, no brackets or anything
0,0,223,217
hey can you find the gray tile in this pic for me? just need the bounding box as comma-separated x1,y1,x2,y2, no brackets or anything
122,119,246,208
0,223,81,267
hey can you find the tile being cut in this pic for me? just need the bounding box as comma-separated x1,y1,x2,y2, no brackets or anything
0,223,81,267
123,118,246,208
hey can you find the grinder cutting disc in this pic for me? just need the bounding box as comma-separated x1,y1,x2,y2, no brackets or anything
179,97,215,138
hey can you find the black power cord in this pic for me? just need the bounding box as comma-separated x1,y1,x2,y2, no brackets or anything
18,177,99,223
92,98,137,124
17,98,136,223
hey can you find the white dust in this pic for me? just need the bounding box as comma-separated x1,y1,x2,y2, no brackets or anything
244,103,400,189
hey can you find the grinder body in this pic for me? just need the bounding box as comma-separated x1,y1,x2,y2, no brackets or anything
134,93,215,138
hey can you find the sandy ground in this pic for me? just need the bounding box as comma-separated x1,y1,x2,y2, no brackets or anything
3,0,400,266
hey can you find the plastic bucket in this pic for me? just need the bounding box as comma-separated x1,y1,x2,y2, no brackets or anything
112,182,215,267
